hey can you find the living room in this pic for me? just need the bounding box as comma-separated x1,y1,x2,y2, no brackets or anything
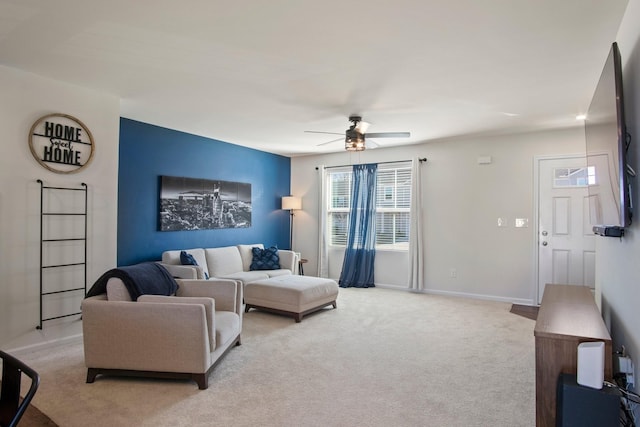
1,1,639,425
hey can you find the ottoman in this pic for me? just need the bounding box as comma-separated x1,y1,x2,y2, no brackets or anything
244,275,339,322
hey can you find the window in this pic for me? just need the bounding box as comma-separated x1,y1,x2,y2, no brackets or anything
327,162,412,250
553,167,595,187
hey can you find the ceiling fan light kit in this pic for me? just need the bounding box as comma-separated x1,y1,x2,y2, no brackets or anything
345,127,365,151
308,115,410,152
345,139,365,151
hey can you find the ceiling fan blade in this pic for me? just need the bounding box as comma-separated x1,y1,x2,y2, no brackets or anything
304,130,344,136
365,139,380,149
365,132,410,138
317,137,344,147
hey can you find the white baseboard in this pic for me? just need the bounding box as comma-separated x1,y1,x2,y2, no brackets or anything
7,333,83,357
374,283,535,306
419,288,534,306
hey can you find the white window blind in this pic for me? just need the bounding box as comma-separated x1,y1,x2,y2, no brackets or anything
327,162,411,250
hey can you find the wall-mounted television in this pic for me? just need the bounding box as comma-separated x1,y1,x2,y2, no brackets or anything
585,42,633,237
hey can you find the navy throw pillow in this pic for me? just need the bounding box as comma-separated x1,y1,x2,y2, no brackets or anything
250,246,280,271
180,251,209,279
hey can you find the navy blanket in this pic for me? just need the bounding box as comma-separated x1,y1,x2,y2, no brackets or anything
86,262,178,300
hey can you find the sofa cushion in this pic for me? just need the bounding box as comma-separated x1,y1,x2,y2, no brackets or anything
250,246,280,270
237,244,264,272
266,269,293,278
163,248,209,279
204,247,243,278
215,311,241,349
181,251,209,279
220,271,270,284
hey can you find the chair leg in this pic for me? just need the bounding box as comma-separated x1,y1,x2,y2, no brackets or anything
193,373,208,390
86,368,99,383
1,363,21,419
1,350,40,427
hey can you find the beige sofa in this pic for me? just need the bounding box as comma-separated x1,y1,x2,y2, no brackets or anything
82,277,242,389
161,244,298,284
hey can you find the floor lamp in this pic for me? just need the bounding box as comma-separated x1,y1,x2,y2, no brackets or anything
281,196,301,250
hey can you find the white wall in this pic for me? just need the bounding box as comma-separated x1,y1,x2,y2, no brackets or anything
0,66,119,350
596,0,640,390
291,127,585,304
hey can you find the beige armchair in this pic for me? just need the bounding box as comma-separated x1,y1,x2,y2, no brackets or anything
82,278,242,389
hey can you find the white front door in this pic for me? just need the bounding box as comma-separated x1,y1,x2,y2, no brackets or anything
537,156,596,304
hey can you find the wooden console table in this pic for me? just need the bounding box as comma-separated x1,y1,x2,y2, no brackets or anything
534,284,612,427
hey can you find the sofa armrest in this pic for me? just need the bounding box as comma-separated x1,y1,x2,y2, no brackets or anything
158,262,204,280
176,279,241,314
277,250,298,272
81,296,211,373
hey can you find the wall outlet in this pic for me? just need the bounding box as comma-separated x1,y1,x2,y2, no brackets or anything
616,355,635,388
618,355,634,373
449,268,457,278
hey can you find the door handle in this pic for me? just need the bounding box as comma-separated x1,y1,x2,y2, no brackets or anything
542,241,548,246
541,231,548,236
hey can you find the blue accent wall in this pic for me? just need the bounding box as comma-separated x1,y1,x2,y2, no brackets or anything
117,118,291,266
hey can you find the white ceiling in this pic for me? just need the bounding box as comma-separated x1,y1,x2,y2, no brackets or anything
0,0,629,156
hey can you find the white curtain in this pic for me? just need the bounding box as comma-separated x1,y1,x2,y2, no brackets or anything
317,165,329,278
408,158,425,291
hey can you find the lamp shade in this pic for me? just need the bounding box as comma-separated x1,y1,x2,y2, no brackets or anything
282,196,301,210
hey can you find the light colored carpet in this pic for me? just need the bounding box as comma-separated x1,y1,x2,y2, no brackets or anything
19,288,536,427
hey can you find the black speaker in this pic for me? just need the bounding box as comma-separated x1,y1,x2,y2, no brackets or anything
556,373,620,427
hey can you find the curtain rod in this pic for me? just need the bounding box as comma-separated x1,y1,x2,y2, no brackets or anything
315,158,427,170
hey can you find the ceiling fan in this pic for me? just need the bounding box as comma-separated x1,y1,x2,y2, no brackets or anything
305,115,410,151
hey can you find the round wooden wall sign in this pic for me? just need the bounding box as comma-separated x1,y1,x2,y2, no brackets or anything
29,113,95,174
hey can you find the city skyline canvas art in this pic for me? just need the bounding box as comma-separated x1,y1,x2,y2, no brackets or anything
159,176,251,231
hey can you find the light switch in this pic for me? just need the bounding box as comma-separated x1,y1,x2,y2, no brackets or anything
497,217,508,227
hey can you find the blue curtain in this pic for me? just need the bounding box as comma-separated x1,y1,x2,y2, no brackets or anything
339,163,377,288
